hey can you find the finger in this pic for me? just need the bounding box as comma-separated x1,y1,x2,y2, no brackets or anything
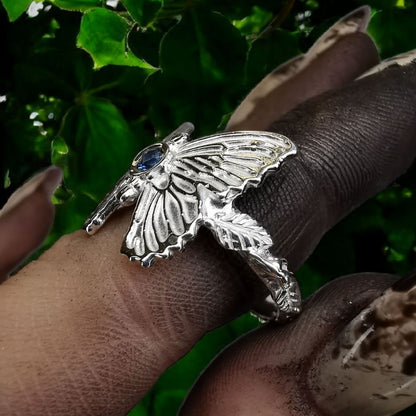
179,273,403,415
311,272,416,416
0,166,62,280
238,60,416,270
359,49,416,79
1,61,416,415
226,6,379,131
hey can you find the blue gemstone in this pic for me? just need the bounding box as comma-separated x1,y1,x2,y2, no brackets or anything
136,147,164,172
136,163,148,171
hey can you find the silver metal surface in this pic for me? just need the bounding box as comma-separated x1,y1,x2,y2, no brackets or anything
84,123,301,321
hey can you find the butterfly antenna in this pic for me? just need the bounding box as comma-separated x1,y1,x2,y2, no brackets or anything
163,122,195,143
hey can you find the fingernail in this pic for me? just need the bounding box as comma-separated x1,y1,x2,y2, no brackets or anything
0,166,63,216
337,5,370,33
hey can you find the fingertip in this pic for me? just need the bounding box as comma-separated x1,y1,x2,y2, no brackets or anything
0,166,62,280
40,166,63,198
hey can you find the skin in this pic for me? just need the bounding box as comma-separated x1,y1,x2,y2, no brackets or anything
1,43,416,416
0,166,62,280
180,273,400,416
310,272,416,416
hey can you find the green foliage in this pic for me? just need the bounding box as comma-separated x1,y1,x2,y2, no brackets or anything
78,8,158,69
1,0,32,21
1,0,416,415
58,96,138,199
121,0,160,26
368,6,416,58
50,0,102,12
246,29,300,85
160,10,246,86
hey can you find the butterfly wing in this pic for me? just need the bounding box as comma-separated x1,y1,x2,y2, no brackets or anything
170,131,296,203
122,131,295,265
121,173,201,266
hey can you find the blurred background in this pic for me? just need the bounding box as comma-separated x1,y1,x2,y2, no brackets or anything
1,0,416,414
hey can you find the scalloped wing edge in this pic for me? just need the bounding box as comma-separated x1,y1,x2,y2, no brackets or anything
120,215,204,267
219,133,297,202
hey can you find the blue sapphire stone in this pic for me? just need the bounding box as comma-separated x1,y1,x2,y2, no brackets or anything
136,147,164,172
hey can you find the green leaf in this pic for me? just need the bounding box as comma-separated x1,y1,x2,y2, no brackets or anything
77,8,158,70
3,169,11,189
150,8,247,136
367,7,416,59
128,27,162,67
51,136,69,167
152,389,188,416
232,5,272,36
121,0,161,26
296,264,327,297
160,9,247,87
1,0,32,21
204,0,287,21
153,0,189,23
49,0,101,11
145,72,237,139
14,50,93,102
388,228,415,255
59,96,139,200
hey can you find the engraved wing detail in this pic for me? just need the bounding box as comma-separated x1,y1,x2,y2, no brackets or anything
169,131,295,203
122,130,296,266
203,211,273,252
122,180,201,266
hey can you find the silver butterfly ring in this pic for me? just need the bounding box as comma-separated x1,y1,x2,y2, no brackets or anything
83,123,302,321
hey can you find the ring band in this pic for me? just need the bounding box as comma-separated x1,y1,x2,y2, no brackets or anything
83,123,302,321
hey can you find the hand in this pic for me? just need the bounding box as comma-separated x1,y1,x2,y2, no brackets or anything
1,8,416,416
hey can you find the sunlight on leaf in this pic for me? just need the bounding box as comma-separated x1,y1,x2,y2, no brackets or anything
51,136,69,168
77,8,159,70
232,6,272,36
1,0,32,21
3,170,11,189
49,0,101,11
